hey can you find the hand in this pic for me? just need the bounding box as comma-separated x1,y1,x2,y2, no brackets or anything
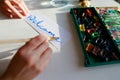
0,0,29,18
0,34,52,80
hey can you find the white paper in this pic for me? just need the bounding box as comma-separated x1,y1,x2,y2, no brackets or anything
24,13,61,52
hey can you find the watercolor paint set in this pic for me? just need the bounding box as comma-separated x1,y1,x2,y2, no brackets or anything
70,7,120,67
96,7,120,51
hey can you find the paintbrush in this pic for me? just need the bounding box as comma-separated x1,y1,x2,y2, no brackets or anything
0,37,59,44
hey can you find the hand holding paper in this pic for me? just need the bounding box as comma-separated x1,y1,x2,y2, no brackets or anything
0,34,52,80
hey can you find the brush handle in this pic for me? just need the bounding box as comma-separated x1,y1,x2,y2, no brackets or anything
0,37,59,44
0,38,30,44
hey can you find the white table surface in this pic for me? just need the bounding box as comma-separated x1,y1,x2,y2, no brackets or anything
0,0,120,80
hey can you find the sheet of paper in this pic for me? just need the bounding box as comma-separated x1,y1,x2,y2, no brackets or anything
0,19,38,59
24,12,61,52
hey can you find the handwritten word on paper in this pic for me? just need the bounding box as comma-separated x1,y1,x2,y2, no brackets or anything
24,13,61,52
28,15,55,37
25,14,60,42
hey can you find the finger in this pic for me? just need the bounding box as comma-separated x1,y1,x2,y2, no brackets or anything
39,47,52,62
11,0,29,16
3,10,20,18
0,6,14,18
20,0,29,14
31,58,50,76
3,11,14,18
5,0,23,18
24,34,48,50
34,40,49,56
38,57,50,73
37,48,52,69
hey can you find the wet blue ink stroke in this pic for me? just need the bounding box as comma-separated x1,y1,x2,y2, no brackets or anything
27,15,60,42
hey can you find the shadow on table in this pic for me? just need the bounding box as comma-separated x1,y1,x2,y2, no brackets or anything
25,0,79,10
57,1,79,12
0,58,11,76
115,0,120,4
25,0,55,10
0,48,18,59
0,48,18,76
